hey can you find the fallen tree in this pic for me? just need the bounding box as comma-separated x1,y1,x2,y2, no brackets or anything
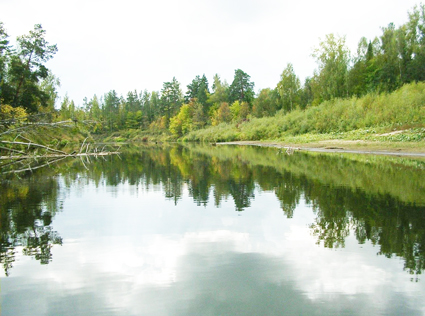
0,119,119,175
0,138,119,160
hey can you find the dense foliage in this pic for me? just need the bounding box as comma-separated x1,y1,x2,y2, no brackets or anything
0,23,58,117
183,82,425,142
65,4,425,139
2,4,425,140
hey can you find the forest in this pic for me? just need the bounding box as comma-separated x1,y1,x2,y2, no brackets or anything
1,4,425,141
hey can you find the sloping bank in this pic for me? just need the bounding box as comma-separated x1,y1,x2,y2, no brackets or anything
216,140,425,157
182,82,425,153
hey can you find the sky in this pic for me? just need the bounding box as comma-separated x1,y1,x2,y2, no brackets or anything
1,0,422,106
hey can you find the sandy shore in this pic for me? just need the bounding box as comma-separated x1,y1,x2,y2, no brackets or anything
216,140,425,158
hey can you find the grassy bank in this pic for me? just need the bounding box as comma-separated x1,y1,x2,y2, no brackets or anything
182,82,425,145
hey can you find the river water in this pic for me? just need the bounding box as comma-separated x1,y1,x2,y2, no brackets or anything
1,144,425,315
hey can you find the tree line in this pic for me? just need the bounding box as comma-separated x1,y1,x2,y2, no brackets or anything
2,4,425,137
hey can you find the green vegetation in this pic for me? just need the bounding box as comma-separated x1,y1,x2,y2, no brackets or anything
2,4,425,147
0,23,58,114
75,4,425,144
183,82,425,142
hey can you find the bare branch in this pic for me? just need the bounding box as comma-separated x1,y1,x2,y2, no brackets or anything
0,120,74,136
0,140,68,155
0,151,120,161
79,137,88,154
0,146,26,155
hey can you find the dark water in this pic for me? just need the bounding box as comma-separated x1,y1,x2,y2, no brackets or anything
1,144,425,315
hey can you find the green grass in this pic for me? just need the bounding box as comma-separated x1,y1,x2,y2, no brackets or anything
183,82,425,143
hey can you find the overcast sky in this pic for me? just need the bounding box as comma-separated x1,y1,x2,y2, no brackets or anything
1,0,421,106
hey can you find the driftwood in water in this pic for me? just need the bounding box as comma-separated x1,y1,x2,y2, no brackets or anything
0,136,120,161
0,119,118,175
1,140,69,155
0,136,120,175
1,151,120,160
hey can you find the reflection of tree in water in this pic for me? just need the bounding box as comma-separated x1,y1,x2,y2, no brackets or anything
1,175,63,276
2,144,424,278
292,179,425,278
309,187,353,248
187,153,212,206
20,212,62,266
274,173,301,219
128,145,424,278
228,179,255,212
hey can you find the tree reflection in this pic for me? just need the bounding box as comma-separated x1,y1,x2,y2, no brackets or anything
1,175,63,276
94,144,425,278
1,143,425,278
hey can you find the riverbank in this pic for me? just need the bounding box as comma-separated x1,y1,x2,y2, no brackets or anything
99,130,425,157
216,139,425,157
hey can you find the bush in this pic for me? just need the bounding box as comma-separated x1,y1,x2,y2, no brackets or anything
184,82,425,142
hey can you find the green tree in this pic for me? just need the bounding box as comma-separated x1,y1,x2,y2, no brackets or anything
185,74,209,106
299,77,314,109
372,23,402,92
140,90,151,126
160,77,183,125
169,98,206,137
169,103,194,137
208,74,229,123
228,69,255,104
6,24,57,112
150,91,160,117
252,88,280,117
211,102,232,125
103,90,120,131
38,72,60,120
347,37,376,97
0,22,10,106
312,34,350,102
209,74,228,104
126,90,141,113
396,24,413,84
88,95,100,120
405,4,425,82
125,111,142,129
277,63,300,112
192,100,207,129
59,94,72,120
85,94,103,132
230,100,249,122
185,74,210,127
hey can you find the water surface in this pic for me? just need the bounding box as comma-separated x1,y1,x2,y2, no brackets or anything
1,144,425,315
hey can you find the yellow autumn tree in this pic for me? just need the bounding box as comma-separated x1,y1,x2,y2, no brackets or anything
0,104,28,125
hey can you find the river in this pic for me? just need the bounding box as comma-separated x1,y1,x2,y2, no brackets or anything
1,143,425,315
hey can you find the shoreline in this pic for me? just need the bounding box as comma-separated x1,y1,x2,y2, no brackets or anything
216,140,425,158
